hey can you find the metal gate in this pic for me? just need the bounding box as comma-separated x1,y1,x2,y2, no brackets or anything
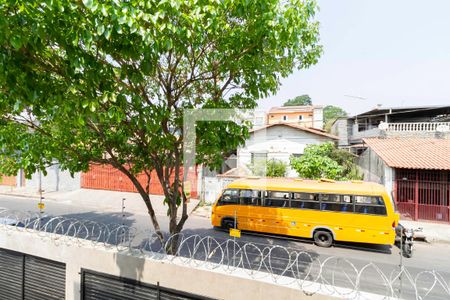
395,169,450,222
81,269,214,300
0,248,66,300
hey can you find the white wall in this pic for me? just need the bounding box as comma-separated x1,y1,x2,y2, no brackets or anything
203,176,236,204
384,166,394,197
313,106,324,130
0,229,339,300
238,126,333,177
25,164,80,192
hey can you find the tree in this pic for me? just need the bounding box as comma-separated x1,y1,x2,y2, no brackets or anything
283,94,312,106
248,159,287,177
0,0,322,244
323,105,347,131
290,143,361,180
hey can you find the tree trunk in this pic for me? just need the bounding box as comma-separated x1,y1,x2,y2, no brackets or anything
111,162,164,242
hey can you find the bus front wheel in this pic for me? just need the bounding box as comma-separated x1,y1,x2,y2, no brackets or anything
314,230,333,247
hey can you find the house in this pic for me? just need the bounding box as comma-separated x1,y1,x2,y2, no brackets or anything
237,123,338,177
331,105,450,151
359,137,450,223
267,105,324,130
331,105,450,223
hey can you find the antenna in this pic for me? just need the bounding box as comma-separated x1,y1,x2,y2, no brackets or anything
344,95,367,100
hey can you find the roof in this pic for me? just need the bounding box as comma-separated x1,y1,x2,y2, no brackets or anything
363,137,450,170
351,105,450,119
250,123,339,140
268,105,322,114
227,177,387,195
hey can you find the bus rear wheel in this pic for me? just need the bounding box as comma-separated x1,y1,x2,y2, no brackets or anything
314,230,333,247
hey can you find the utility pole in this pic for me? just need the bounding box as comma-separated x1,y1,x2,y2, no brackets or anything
38,170,45,217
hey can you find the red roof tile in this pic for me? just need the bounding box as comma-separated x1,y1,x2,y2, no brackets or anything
363,138,450,170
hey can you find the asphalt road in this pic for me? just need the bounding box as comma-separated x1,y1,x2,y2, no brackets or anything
1,195,449,299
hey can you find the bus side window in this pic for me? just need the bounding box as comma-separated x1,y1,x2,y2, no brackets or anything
292,193,319,210
240,190,261,206
340,195,353,212
264,191,289,207
219,189,239,206
319,194,340,211
319,194,355,212
354,196,387,215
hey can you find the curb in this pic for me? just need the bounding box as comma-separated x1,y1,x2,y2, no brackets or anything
0,192,61,202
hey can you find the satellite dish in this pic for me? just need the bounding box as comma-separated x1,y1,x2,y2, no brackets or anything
436,125,450,133
378,121,389,131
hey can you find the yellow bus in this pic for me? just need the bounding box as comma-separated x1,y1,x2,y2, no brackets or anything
211,177,399,247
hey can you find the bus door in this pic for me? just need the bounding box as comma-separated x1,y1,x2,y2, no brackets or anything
259,191,291,235
345,195,390,244
238,189,262,231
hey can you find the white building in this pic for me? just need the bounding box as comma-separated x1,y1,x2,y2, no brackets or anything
237,123,338,177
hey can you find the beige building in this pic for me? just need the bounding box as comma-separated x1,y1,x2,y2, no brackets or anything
267,105,323,129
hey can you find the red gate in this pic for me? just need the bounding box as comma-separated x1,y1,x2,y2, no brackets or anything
81,164,198,198
0,175,16,186
395,169,450,222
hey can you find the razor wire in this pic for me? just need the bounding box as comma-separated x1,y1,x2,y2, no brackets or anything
0,209,449,300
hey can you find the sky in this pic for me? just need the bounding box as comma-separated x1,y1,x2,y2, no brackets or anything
260,0,450,116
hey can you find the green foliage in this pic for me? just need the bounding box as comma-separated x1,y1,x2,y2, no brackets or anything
323,105,348,131
290,142,361,180
0,0,322,234
248,159,287,177
283,94,312,106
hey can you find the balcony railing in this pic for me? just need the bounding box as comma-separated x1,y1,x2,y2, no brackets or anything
384,122,450,132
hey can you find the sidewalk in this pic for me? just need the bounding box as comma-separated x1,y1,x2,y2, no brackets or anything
399,219,450,244
0,186,199,217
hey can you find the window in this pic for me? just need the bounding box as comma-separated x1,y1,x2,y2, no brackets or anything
264,191,290,207
291,192,320,209
298,115,303,121
251,152,267,164
219,189,239,205
354,196,387,215
240,189,261,206
282,115,288,121
319,194,353,212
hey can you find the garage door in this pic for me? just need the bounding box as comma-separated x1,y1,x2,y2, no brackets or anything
0,248,66,300
81,270,213,300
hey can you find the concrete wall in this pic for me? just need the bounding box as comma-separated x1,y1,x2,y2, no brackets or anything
330,119,349,147
358,148,395,196
385,130,450,139
0,229,338,300
25,164,80,192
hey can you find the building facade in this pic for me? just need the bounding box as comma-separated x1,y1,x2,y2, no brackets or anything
331,105,450,151
267,106,324,130
237,123,338,177
359,137,450,223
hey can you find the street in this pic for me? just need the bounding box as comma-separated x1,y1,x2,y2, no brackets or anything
1,194,449,299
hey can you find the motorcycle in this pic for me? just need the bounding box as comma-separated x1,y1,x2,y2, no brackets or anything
395,224,422,258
